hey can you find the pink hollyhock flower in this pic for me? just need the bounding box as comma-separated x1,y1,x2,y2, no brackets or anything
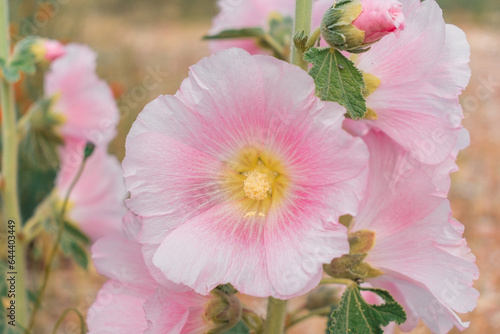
44,44,119,146
56,143,126,241
348,131,478,333
344,0,471,164
123,48,368,298
209,0,332,54
352,0,405,43
88,213,218,334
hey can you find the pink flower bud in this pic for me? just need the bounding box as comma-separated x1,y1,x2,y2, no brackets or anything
321,0,405,52
42,39,66,61
352,0,405,43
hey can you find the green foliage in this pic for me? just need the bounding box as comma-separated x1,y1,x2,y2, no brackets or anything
328,285,406,334
222,321,251,334
0,37,39,83
19,166,57,223
268,15,294,47
59,221,91,270
304,47,367,119
203,28,266,40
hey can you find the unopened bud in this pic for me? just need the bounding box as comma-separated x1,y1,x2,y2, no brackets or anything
31,38,66,62
321,0,405,52
205,288,242,334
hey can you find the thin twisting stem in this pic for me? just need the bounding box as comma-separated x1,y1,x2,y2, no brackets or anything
51,308,87,334
25,157,89,333
0,0,29,327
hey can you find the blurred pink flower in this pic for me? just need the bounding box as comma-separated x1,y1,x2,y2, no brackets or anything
209,0,332,54
56,143,126,241
123,48,369,298
88,213,214,334
352,0,405,43
44,43,119,146
351,131,478,333
344,0,471,164
42,39,66,61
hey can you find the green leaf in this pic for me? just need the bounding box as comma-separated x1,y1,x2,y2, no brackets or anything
63,221,91,245
203,28,265,40
328,285,406,334
68,242,89,270
59,221,90,270
0,64,21,83
304,47,367,119
222,321,250,334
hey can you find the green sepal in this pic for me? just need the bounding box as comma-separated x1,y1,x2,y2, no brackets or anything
1,36,40,83
293,30,309,54
328,285,407,334
304,47,367,119
222,321,250,334
320,0,366,51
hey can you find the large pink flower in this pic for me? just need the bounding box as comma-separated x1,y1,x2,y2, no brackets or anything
209,0,332,54
350,130,478,333
123,48,368,298
344,0,471,164
56,143,126,241
88,212,215,334
44,43,119,146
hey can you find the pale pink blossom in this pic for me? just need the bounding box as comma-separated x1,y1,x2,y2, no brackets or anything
44,44,119,146
88,213,215,334
352,0,405,43
350,130,478,333
56,143,126,241
344,0,471,164
123,48,368,298
209,0,332,54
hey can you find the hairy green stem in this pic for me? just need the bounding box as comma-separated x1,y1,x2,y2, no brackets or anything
263,297,287,334
25,156,89,333
0,0,29,328
292,0,313,69
306,28,322,50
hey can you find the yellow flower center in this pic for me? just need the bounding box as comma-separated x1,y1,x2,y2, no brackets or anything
244,170,271,201
223,147,289,218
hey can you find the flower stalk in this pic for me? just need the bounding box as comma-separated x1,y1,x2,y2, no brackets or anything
25,143,93,333
262,1,314,332
291,0,313,70
263,297,288,334
0,0,29,328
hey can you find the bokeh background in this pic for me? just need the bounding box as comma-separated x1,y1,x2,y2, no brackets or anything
6,0,500,332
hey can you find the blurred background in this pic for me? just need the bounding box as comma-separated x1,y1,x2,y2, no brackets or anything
6,0,500,332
